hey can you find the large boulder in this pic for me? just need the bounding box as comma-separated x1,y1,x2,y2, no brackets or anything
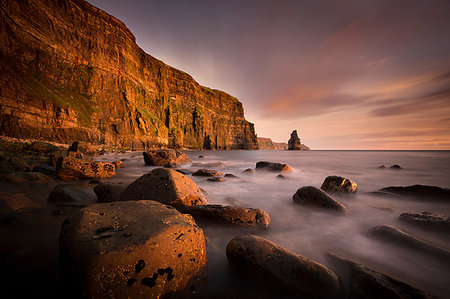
0,192,40,219
56,155,115,181
328,254,430,298
369,225,450,262
48,184,96,203
293,186,349,213
226,235,340,298
59,200,207,298
180,204,270,229
120,168,208,208
192,169,223,177
288,130,301,150
255,161,293,173
378,185,450,201
94,183,128,203
321,176,357,193
143,149,191,166
399,212,450,233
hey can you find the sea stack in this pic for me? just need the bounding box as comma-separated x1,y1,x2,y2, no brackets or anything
288,130,302,150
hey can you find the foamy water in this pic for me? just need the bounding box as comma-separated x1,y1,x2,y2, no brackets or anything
97,150,450,297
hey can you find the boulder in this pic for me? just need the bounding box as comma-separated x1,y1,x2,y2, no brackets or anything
192,169,223,177
224,173,238,179
327,254,430,298
181,205,270,229
207,177,225,182
77,142,98,156
378,185,450,200
26,141,59,153
293,186,349,213
242,168,255,174
143,149,191,166
399,212,450,233
288,130,301,150
94,183,127,203
113,160,124,168
321,176,357,193
59,200,207,298
56,156,115,181
255,161,293,173
164,162,180,168
226,235,340,298
368,225,450,262
47,184,96,203
0,192,40,219
198,155,205,158
120,168,208,208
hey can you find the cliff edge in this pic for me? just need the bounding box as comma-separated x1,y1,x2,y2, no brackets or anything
0,0,258,149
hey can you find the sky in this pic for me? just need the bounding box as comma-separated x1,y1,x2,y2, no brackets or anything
87,0,450,150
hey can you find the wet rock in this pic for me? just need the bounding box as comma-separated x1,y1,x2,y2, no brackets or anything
0,192,40,219
94,183,127,203
120,168,208,208
321,176,357,193
255,161,293,173
242,168,255,174
198,155,205,158
192,169,223,177
378,185,450,200
164,162,180,168
191,162,226,167
181,204,270,228
56,156,115,181
389,164,402,169
113,160,124,168
226,235,340,298
175,169,193,175
3,172,51,184
399,212,450,233
276,174,285,179
6,156,32,172
288,130,302,150
224,173,238,179
33,163,56,176
207,177,225,182
143,149,191,166
368,225,450,262
293,186,349,213
48,184,96,203
378,165,386,169
327,254,430,298
59,200,207,298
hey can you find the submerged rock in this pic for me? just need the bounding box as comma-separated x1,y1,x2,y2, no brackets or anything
94,183,127,203
224,173,238,179
0,192,40,219
327,254,430,298
321,176,357,193
368,225,450,262
56,155,115,181
378,185,450,200
293,186,349,213
255,161,293,173
226,235,340,298
207,177,225,182
3,172,51,184
181,205,270,229
120,168,208,208
48,184,96,203
143,149,191,166
192,169,223,177
175,169,193,175
242,168,255,174
399,212,450,233
389,164,402,169
59,200,207,298
191,162,226,167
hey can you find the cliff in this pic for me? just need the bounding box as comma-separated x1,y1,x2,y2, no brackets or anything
0,0,258,149
257,137,287,150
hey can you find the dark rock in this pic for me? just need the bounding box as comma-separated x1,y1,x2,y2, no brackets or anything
6,156,32,172
120,168,208,208
255,161,293,173
56,156,115,181
378,185,450,200
327,254,430,298
67,142,79,153
368,225,450,262
164,162,180,168
48,184,96,203
0,192,40,219
288,130,301,150
59,200,207,298
191,162,226,167
94,183,127,203
33,163,56,176
198,155,205,158
175,169,193,175
3,172,51,184
207,177,225,182
276,174,285,179
181,205,270,228
143,149,191,166
399,212,450,233
192,169,223,177
224,173,238,178
113,160,124,168
389,164,402,169
89,179,101,184
226,235,340,298
321,176,357,193
242,168,255,174
293,186,349,213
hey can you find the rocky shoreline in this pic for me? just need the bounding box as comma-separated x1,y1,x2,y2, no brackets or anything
0,138,449,297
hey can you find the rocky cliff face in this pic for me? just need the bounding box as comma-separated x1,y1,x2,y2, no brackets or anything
0,0,258,149
257,137,287,150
